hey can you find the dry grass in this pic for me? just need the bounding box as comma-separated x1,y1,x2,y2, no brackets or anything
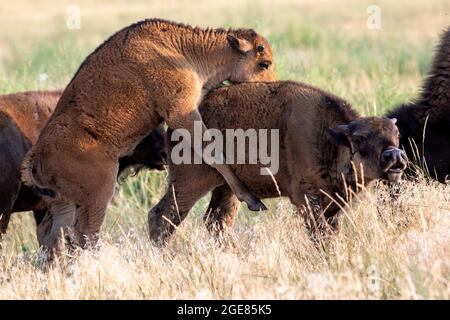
0,0,449,299
2,176,449,299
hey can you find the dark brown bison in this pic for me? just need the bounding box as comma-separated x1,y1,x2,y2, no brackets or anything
387,27,450,182
0,90,59,237
148,81,407,244
0,90,166,242
22,18,276,252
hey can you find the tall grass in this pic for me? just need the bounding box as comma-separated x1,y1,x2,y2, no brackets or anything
0,0,449,299
2,177,449,299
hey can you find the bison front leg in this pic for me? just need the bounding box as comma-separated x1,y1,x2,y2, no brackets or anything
293,189,338,245
203,185,240,238
73,179,116,249
301,192,327,240
37,200,76,256
148,183,197,247
0,182,21,240
148,170,215,247
0,212,11,238
0,211,10,245
322,199,341,234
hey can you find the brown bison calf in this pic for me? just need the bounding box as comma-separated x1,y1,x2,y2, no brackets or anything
387,27,450,182
22,18,275,251
149,81,407,244
0,91,166,243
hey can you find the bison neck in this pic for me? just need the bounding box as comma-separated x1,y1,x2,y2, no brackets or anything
328,147,375,200
178,33,236,91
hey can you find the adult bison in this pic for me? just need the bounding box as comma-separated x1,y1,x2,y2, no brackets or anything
0,90,166,242
387,27,450,182
22,18,276,252
149,81,407,244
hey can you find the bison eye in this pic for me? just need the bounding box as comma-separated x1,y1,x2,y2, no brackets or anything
353,137,363,146
256,44,265,52
259,61,270,69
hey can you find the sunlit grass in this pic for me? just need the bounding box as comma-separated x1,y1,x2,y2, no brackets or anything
0,0,449,299
2,175,449,299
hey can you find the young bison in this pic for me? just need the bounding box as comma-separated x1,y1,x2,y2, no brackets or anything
22,18,275,251
149,81,407,244
387,27,450,182
0,91,166,243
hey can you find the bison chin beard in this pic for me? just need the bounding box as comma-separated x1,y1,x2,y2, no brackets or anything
383,162,405,182
386,168,403,183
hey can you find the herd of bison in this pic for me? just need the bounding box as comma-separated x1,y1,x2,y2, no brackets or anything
0,19,449,257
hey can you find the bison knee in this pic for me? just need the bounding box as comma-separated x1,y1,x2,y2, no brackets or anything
37,201,76,256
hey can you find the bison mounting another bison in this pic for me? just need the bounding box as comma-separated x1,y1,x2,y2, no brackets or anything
21,18,276,252
0,90,167,243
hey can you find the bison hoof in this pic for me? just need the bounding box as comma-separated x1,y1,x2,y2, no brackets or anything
246,197,267,211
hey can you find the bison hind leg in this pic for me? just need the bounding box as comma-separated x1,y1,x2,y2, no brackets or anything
0,172,22,237
0,194,16,235
37,200,76,258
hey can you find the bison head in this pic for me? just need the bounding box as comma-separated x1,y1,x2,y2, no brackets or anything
227,30,276,82
328,117,407,183
118,125,167,175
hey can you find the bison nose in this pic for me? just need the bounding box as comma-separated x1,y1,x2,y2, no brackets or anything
381,148,407,172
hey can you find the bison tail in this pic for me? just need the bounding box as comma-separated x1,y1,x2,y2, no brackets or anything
21,148,57,198
21,148,38,187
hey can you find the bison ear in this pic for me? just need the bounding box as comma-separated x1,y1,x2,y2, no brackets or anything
327,125,351,148
227,34,253,55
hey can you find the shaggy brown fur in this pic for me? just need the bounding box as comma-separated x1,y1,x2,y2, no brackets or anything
149,81,407,244
0,91,166,242
387,27,450,182
0,91,60,238
22,18,275,251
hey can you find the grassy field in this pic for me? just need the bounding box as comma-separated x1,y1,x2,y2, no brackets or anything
0,0,449,299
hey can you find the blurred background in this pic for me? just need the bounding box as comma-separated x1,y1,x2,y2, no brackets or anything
1,0,449,115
